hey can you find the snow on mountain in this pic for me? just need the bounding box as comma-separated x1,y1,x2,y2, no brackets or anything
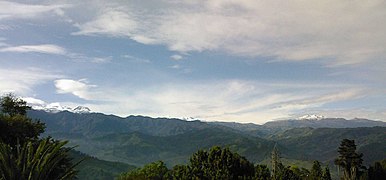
72,106,91,113
28,102,90,114
297,114,325,120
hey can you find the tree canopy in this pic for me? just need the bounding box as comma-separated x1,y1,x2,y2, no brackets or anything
0,93,78,179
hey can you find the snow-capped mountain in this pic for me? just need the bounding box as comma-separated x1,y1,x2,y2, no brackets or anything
72,106,91,113
297,114,325,120
28,102,91,114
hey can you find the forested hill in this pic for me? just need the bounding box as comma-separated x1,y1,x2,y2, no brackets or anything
27,110,386,168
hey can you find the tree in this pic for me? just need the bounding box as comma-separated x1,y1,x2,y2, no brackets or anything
0,93,79,179
322,166,332,180
367,159,386,180
0,138,78,180
0,94,45,147
335,139,364,180
189,146,255,179
118,161,170,180
310,160,323,180
271,144,281,180
0,93,30,116
255,164,271,180
171,165,190,180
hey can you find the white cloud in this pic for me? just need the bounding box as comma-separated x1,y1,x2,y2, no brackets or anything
170,64,180,69
122,54,151,63
0,1,69,20
0,44,66,55
71,0,386,66
22,97,46,105
171,54,183,61
54,79,96,100
72,8,137,37
0,67,61,95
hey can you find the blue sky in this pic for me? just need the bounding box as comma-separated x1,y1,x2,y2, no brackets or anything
0,0,385,124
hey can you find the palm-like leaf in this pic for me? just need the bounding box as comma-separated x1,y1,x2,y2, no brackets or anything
0,138,79,180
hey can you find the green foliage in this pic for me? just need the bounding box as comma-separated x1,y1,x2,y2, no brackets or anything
170,165,190,180
335,139,364,180
322,166,332,180
188,146,255,179
118,146,263,180
0,94,45,147
0,93,30,116
310,160,323,180
118,161,169,180
254,164,271,180
0,138,77,180
0,114,45,147
271,144,281,180
0,93,79,179
367,159,386,180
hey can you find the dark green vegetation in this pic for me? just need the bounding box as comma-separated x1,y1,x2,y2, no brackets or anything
0,94,78,179
118,146,332,180
335,139,364,180
118,146,257,180
119,141,386,180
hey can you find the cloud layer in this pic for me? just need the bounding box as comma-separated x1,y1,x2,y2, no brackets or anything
72,0,386,66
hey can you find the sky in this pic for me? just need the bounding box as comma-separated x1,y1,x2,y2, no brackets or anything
0,0,385,124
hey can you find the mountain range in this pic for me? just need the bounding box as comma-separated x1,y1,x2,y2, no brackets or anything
27,109,386,179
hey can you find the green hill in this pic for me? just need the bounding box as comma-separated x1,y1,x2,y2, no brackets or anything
69,150,136,180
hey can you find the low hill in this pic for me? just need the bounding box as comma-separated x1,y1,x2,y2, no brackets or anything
69,150,136,180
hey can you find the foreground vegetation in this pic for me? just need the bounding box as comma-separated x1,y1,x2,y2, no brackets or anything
118,144,385,180
0,94,79,179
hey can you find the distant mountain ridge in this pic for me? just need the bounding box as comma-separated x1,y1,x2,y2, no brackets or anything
263,117,386,129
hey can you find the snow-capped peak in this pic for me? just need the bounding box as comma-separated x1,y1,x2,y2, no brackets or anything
298,114,325,120
72,106,91,113
28,102,91,114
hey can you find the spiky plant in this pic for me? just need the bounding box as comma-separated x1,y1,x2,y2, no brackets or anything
0,138,79,180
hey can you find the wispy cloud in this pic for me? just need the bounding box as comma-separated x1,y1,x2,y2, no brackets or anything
0,1,69,20
0,43,113,64
72,8,137,37
121,55,151,63
0,44,66,55
171,54,183,61
71,0,386,66
0,67,61,95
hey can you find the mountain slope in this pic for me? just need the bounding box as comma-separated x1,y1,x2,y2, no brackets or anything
67,127,276,166
69,150,135,180
268,126,386,165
